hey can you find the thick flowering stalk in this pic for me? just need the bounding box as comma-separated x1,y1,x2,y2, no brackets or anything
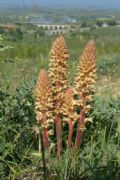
62,87,78,148
48,36,69,158
75,40,96,148
35,69,53,150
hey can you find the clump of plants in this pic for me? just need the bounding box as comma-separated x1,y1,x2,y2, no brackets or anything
35,36,96,158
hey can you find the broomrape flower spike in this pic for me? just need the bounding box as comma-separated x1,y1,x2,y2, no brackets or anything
49,35,69,92
75,40,96,148
48,36,69,158
35,69,53,150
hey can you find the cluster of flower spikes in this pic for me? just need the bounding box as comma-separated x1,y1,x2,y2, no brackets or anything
35,36,96,153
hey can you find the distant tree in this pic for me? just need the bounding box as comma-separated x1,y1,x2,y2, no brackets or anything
26,23,36,30
0,27,5,34
107,20,117,26
70,32,77,36
96,20,103,27
16,28,23,35
14,28,23,39
15,22,22,26
36,30,45,37
8,29,14,36
81,22,87,28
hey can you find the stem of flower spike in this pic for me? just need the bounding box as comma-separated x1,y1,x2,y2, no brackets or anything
68,120,74,148
75,93,86,148
42,112,49,149
55,114,62,159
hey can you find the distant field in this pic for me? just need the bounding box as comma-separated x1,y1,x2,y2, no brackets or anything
0,26,120,98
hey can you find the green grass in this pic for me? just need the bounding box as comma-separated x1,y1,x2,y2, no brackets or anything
0,27,120,96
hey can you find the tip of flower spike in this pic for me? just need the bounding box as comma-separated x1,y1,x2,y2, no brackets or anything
84,40,96,54
37,69,48,82
54,35,65,44
75,39,96,95
50,35,69,59
86,39,95,46
35,69,49,92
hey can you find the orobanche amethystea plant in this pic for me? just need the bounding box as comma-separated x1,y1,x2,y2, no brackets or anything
35,37,96,158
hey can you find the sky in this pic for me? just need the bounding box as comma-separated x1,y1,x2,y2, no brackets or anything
0,0,120,9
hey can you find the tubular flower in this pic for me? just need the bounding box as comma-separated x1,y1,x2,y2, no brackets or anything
75,40,96,148
62,87,79,148
48,36,69,158
35,69,53,149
